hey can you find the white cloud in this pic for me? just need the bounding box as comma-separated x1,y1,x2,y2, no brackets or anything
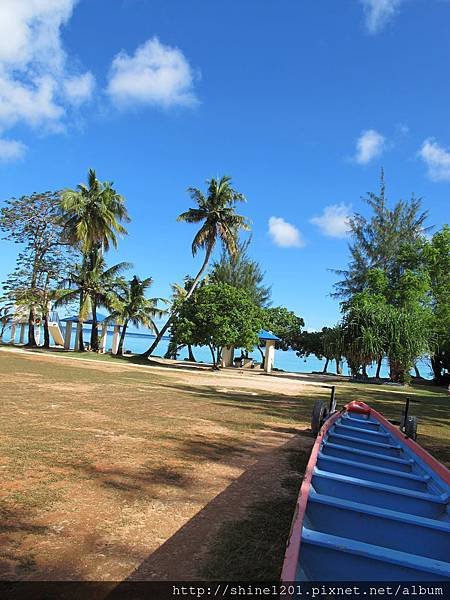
0,0,95,156
354,129,385,164
419,138,450,182
360,0,403,34
310,204,352,238
0,138,27,162
107,37,198,108
268,217,305,248
63,72,95,106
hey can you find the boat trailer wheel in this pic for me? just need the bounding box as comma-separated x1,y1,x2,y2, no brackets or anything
404,415,418,441
311,399,328,437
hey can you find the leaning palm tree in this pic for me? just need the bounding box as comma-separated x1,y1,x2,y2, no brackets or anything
107,275,167,356
141,175,250,357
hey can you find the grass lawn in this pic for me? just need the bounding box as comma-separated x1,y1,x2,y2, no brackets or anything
0,349,448,581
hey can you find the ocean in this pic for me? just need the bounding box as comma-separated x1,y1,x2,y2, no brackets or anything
2,324,433,380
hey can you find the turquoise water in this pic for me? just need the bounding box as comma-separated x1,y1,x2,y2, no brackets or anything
2,324,433,379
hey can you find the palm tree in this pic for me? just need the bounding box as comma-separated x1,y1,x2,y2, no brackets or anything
60,169,130,254
59,169,130,350
56,253,130,351
55,261,90,351
86,252,132,351
141,175,250,357
107,276,167,356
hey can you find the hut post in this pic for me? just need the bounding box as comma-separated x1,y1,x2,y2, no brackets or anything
264,340,276,374
64,321,73,350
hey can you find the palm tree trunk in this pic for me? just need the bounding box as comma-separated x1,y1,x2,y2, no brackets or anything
322,357,330,373
413,363,421,379
90,302,99,351
116,321,128,356
78,293,85,352
335,359,342,375
141,245,213,357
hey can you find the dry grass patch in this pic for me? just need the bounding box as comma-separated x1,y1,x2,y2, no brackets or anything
0,350,448,581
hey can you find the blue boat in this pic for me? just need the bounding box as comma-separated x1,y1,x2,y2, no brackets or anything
282,400,450,581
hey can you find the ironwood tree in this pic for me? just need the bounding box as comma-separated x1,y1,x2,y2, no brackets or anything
0,191,71,347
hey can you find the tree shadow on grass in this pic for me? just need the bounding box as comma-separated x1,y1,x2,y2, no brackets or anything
57,462,195,500
109,433,313,585
160,380,449,466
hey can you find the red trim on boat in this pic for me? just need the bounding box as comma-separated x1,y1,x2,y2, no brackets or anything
346,400,371,415
367,405,450,486
281,410,341,582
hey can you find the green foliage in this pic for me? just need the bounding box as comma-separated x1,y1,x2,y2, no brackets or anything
210,238,271,307
261,306,304,351
341,292,432,383
334,173,439,382
322,325,344,361
173,283,263,368
425,225,450,380
293,330,325,360
384,305,432,384
341,293,386,377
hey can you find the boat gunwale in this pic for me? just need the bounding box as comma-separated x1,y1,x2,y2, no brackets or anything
281,409,341,581
366,405,450,486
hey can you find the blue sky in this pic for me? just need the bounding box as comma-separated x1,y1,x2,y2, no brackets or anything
0,0,449,330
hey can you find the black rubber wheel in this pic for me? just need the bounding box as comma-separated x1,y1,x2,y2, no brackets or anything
404,415,418,440
311,399,328,437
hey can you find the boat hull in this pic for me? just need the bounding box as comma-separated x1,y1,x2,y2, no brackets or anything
282,402,450,581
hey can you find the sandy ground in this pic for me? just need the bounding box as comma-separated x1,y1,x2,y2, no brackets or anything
0,347,322,581
1,345,344,395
